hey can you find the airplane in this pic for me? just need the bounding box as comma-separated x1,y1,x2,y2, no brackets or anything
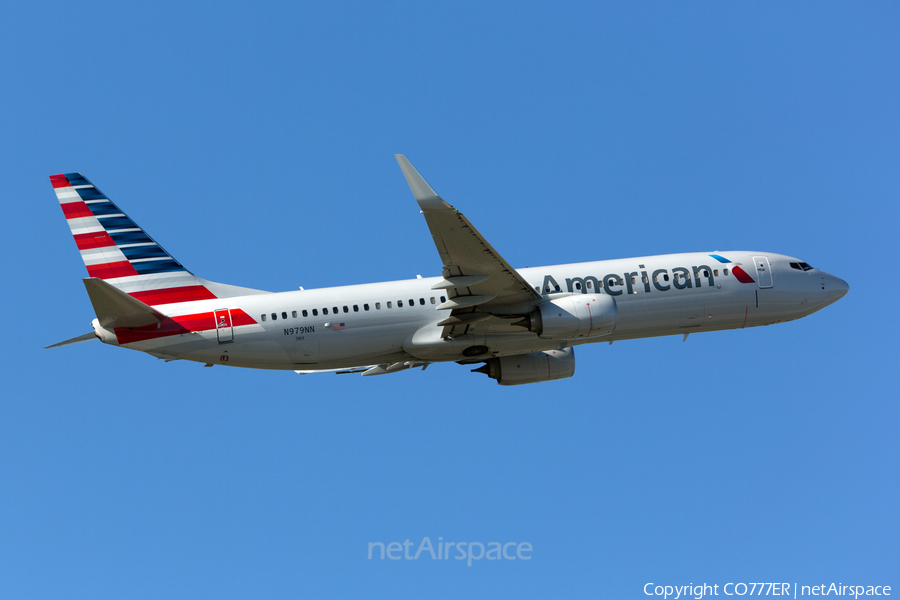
46,155,849,385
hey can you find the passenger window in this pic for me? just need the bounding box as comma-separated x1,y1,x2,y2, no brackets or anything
440,296,446,302
375,302,381,310
397,300,403,307
714,270,719,277
312,309,318,316
333,307,338,314
643,275,649,284
419,298,425,305
282,312,287,320
703,270,709,277
575,282,582,290
534,287,540,292
430,297,436,304
261,314,267,321
292,311,297,318
271,313,277,320
343,306,349,313
587,281,593,289
302,310,308,317
323,308,328,315
663,274,669,282
409,299,414,306
724,269,729,276
353,305,359,312
631,277,636,284
364,304,370,311
554,285,560,292
387,301,393,308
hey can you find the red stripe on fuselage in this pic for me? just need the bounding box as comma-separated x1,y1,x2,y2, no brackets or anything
86,261,140,279
50,174,71,188
230,310,256,327
74,231,116,250
731,266,756,284
62,201,94,219
114,308,257,344
129,285,218,306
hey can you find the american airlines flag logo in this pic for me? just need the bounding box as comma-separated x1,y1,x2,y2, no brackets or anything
333,323,346,330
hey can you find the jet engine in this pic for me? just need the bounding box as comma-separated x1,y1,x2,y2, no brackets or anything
513,294,617,340
472,347,575,386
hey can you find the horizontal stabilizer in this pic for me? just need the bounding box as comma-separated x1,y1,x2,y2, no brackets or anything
83,278,167,328
44,331,98,349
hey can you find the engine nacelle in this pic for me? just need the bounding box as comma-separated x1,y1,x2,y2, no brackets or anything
515,294,617,340
473,347,575,386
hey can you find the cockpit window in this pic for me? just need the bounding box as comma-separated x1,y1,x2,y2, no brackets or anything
790,262,815,271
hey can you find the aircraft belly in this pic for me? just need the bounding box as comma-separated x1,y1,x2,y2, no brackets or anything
178,339,292,367
138,319,424,369
403,324,563,361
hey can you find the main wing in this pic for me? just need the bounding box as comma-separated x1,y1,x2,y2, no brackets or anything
395,155,540,319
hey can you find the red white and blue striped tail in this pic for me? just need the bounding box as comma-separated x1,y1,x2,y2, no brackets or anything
50,173,266,307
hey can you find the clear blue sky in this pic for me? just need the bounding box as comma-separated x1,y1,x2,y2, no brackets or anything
1,2,897,598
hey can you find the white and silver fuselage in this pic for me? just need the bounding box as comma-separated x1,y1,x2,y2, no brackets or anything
99,251,848,370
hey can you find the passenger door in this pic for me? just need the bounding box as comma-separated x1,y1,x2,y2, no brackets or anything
753,256,773,288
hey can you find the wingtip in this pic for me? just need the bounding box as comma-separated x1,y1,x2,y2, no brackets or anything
394,154,412,171
394,155,442,206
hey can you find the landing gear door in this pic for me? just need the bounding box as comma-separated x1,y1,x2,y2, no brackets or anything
753,256,773,289
214,309,234,343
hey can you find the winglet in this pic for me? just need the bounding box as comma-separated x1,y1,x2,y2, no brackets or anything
395,155,447,211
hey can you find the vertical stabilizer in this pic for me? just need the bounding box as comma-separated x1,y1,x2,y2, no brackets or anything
50,173,267,307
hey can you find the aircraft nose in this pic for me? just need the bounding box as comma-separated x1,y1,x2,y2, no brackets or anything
826,274,849,302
